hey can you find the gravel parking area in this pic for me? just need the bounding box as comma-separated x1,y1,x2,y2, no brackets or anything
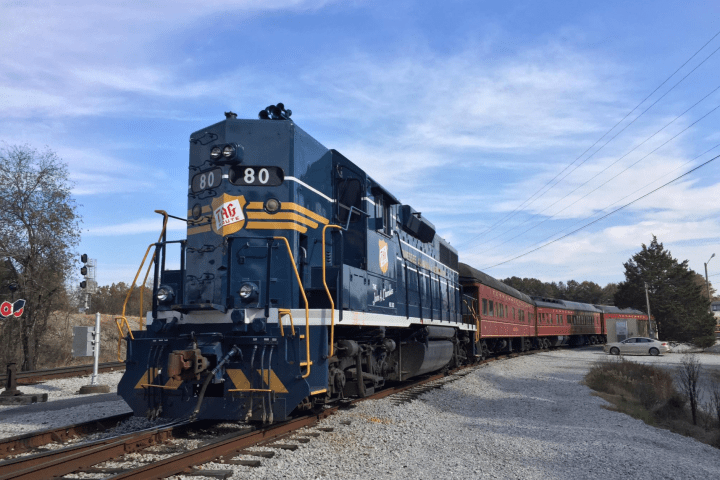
2,349,720,479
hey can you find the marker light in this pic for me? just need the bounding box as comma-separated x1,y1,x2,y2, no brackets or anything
157,285,174,303
222,144,236,159
239,283,256,300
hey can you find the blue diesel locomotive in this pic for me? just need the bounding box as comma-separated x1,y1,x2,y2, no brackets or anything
117,105,475,422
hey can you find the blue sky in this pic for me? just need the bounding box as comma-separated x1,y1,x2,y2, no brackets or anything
2,0,720,289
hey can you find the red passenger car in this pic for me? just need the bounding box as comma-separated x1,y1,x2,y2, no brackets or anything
533,297,605,347
459,263,536,357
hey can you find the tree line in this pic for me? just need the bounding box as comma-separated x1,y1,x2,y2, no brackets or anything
501,277,620,305
0,144,717,371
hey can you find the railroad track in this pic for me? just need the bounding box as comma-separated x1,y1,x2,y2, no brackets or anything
0,349,555,479
0,362,126,387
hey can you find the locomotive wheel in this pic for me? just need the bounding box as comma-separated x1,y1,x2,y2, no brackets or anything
610,347,620,355
649,348,659,356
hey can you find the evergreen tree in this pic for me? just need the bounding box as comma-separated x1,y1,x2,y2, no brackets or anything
614,236,716,347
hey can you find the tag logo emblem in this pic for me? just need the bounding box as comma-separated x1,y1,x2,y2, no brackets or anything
379,239,389,274
211,194,247,236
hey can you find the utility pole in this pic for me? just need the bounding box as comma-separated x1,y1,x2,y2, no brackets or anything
645,282,655,338
705,253,715,311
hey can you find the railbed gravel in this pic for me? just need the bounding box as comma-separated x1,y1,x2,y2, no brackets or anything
187,348,720,480
3,349,720,479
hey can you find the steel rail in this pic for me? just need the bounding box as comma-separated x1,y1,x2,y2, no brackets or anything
107,411,336,479
0,362,125,386
0,419,191,480
0,413,132,459
0,348,556,479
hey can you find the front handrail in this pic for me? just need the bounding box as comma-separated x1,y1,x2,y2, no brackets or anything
321,224,343,357
277,308,296,337
273,236,311,379
114,210,169,361
113,317,135,361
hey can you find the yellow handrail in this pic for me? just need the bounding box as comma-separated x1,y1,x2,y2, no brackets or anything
114,210,169,360
139,210,170,325
273,236,311,379
278,308,296,337
114,317,134,361
321,225,342,357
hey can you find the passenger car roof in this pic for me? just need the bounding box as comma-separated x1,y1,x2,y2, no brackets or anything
458,263,534,304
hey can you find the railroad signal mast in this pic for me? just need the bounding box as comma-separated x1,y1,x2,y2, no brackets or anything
80,254,97,311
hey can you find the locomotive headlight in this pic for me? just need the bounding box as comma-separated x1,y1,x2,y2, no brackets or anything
156,285,174,304
239,283,257,300
222,144,236,159
265,198,281,213
210,146,222,160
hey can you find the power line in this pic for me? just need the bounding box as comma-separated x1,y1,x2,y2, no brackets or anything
457,27,720,249
495,142,720,261
481,153,720,270
474,95,720,256
467,49,720,253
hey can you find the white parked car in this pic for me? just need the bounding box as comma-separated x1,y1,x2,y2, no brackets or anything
604,337,670,356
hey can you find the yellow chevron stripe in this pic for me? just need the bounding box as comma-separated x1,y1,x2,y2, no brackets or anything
226,369,251,390
188,224,212,236
246,211,319,229
282,202,329,225
246,222,308,234
257,369,289,393
246,201,328,225
164,377,183,389
134,368,158,389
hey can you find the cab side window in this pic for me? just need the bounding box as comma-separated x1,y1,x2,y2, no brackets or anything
338,178,362,224
374,195,392,235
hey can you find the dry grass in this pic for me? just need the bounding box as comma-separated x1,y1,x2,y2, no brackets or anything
585,357,720,449
37,312,143,368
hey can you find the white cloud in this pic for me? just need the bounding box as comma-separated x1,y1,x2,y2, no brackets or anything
85,217,188,237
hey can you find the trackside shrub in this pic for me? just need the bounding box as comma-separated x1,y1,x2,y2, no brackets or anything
585,356,720,449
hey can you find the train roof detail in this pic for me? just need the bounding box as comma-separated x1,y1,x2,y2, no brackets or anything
458,263,533,304
532,296,603,313
593,305,647,316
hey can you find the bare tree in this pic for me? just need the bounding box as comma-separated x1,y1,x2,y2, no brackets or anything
709,373,720,427
678,354,702,425
0,145,81,370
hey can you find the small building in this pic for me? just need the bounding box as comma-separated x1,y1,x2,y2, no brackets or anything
712,301,720,337
595,305,650,342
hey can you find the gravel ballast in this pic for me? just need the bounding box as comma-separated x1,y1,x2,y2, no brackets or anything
198,348,720,480
0,371,130,438
3,349,720,479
